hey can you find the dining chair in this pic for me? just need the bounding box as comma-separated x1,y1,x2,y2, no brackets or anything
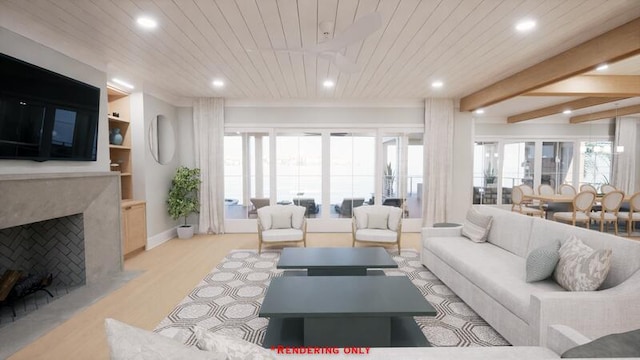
600,184,617,194
580,184,597,193
559,184,577,196
519,184,535,206
511,186,544,218
553,191,596,228
616,192,640,236
588,190,624,234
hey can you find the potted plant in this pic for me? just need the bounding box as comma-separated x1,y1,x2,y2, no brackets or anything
484,164,497,185
168,166,201,239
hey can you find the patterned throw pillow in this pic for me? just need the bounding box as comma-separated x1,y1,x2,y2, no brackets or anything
104,319,225,360
553,235,612,291
526,240,561,282
193,326,276,360
461,208,493,243
270,212,292,229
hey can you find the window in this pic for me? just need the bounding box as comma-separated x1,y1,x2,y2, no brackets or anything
542,141,574,192
473,141,499,204
224,133,244,218
276,133,322,218
330,133,375,218
223,132,270,219
406,133,423,218
579,141,612,188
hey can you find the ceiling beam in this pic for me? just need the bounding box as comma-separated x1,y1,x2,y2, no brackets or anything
459,17,640,112
507,97,628,123
525,75,640,96
570,104,640,123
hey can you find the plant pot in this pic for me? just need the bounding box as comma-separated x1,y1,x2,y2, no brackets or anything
177,225,194,239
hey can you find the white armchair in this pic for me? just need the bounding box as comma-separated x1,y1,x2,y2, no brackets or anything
352,205,402,252
257,205,306,253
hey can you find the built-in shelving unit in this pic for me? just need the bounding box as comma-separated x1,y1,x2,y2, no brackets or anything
107,86,147,257
107,87,133,200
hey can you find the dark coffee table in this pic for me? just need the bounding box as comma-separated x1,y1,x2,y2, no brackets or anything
260,276,436,347
277,247,397,276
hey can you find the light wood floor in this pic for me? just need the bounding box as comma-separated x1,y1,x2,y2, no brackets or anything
9,233,421,360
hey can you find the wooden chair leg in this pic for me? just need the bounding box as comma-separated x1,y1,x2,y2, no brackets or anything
258,240,262,254
600,221,604,232
629,220,633,237
614,220,618,235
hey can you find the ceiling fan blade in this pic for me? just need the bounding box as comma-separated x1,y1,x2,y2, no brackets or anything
333,53,360,73
313,12,382,53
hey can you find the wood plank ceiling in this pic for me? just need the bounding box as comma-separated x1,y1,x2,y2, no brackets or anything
1,0,640,116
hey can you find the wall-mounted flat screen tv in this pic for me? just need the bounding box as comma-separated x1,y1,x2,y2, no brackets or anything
0,52,100,161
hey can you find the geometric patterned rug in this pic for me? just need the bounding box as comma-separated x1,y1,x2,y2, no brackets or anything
154,249,509,347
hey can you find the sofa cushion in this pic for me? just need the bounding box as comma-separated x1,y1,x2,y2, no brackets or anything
529,217,640,289
104,318,224,360
261,229,303,242
554,235,612,291
526,240,561,282
355,229,397,243
192,326,276,360
353,206,402,231
461,208,493,243
480,206,534,258
270,212,291,229
257,205,305,230
561,328,640,358
424,236,564,322
367,212,389,229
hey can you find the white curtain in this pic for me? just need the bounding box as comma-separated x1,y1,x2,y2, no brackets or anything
613,116,638,194
193,98,225,234
423,98,455,226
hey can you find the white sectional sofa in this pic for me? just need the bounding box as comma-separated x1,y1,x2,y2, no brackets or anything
421,205,640,346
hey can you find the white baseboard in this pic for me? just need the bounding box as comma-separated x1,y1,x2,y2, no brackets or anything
146,227,177,250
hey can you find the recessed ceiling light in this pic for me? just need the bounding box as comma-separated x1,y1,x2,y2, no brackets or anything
212,79,225,88
431,81,443,88
112,78,134,89
596,64,609,71
563,109,572,115
323,80,335,88
474,109,485,114
515,19,536,32
136,16,158,29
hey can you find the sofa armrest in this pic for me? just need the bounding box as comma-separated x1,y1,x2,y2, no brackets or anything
546,325,591,355
530,283,640,346
421,226,463,239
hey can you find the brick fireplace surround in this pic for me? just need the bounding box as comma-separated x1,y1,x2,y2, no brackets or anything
0,172,128,358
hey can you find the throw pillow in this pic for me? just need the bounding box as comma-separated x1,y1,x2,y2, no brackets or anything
562,328,640,358
270,212,292,229
526,240,561,282
461,208,493,243
104,318,224,360
367,212,389,230
553,235,612,291
192,326,277,360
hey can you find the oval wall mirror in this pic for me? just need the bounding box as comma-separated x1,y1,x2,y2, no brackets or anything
149,114,176,164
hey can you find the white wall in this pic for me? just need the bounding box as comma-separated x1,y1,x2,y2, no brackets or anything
476,120,614,138
225,106,424,127
141,94,182,239
0,27,110,174
177,106,195,167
